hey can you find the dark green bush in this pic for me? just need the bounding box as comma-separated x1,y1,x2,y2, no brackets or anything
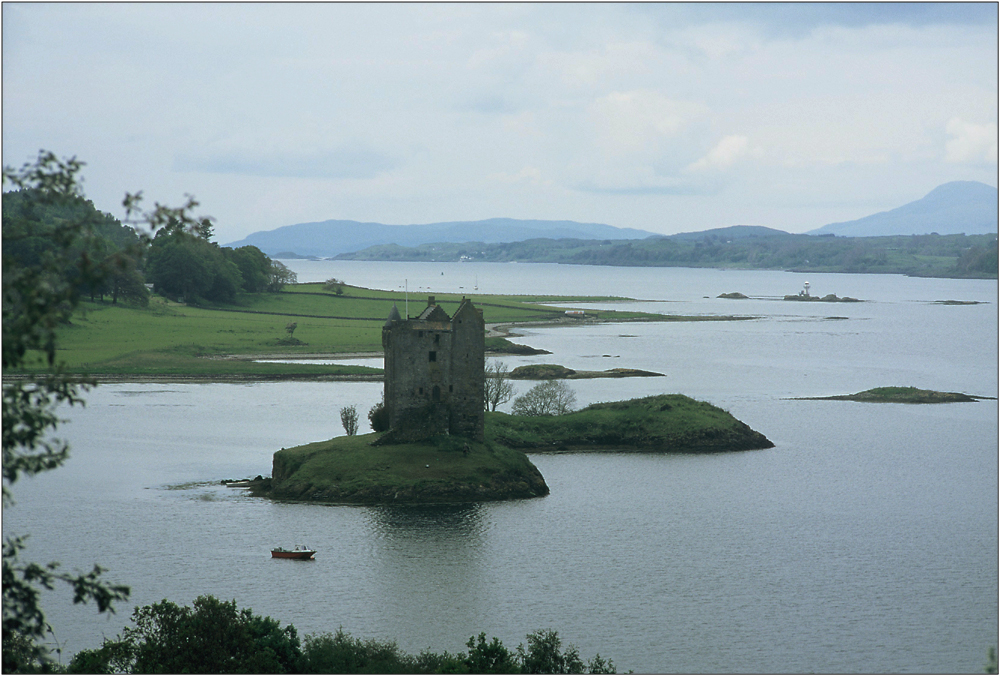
369,398,390,432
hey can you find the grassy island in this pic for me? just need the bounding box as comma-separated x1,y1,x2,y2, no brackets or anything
263,434,549,504
802,386,993,404
260,394,773,504
487,394,773,453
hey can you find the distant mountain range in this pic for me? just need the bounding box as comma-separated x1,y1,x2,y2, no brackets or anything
809,181,998,237
224,217,656,258
225,181,997,257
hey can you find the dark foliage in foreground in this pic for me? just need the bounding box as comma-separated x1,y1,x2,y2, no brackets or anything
65,595,617,674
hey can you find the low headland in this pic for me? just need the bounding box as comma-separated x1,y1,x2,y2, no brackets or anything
255,394,773,504
798,386,995,403
19,283,756,382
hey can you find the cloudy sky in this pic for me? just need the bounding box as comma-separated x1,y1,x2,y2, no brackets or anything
3,3,997,243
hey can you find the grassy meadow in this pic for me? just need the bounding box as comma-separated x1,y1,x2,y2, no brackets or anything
16,283,670,379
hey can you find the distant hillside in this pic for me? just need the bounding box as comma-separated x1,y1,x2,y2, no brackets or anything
810,181,998,237
664,225,791,240
224,218,655,258
337,231,997,279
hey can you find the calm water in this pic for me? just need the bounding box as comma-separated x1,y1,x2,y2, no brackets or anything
4,263,997,673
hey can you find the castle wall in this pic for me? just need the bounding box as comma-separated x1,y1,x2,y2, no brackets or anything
381,298,484,441
449,300,485,440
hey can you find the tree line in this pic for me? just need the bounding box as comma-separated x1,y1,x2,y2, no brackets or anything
61,595,617,674
3,185,296,309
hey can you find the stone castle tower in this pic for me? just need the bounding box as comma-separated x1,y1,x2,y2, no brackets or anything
381,296,485,442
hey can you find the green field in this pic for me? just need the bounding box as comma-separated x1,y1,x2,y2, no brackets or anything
14,283,676,379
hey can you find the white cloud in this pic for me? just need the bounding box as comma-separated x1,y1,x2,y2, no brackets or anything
466,29,532,72
945,118,998,164
501,112,544,138
173,147,395,180
672,22,759,60
589,90,706,156
489,166,549,186
536,40,672,90
686,135,750,172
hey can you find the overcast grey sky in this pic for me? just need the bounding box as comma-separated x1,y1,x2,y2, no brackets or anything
3,3,997,243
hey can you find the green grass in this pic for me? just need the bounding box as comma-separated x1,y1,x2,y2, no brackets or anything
12,284,698,379
269,433,548,503
509,364,577,379
485,394,774,452
18,296,382,378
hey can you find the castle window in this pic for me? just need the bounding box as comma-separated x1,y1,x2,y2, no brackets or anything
418,387,424,395
432,385,441,402
449,385,454,393
429,351,437,362
434,334,440,345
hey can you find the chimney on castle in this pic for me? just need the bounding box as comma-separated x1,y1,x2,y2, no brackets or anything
427,296,435,306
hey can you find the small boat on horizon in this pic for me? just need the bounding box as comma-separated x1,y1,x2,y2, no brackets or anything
271,546,316,560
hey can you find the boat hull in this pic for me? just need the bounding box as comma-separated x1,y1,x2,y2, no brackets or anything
271,550,315,560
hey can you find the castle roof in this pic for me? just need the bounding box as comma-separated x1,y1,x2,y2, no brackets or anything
384,303,402,327
417,304,451,323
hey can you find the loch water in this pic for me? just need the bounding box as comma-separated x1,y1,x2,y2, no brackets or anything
4,263,997,673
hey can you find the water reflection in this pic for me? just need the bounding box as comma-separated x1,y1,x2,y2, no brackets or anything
365,503,488,541
362,503,492,632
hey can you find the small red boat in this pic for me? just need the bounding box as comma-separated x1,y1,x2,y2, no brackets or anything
271,547,315,560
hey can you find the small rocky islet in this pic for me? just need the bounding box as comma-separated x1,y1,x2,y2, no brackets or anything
799,386,994,404
508,363,663,380
717,291,862,302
